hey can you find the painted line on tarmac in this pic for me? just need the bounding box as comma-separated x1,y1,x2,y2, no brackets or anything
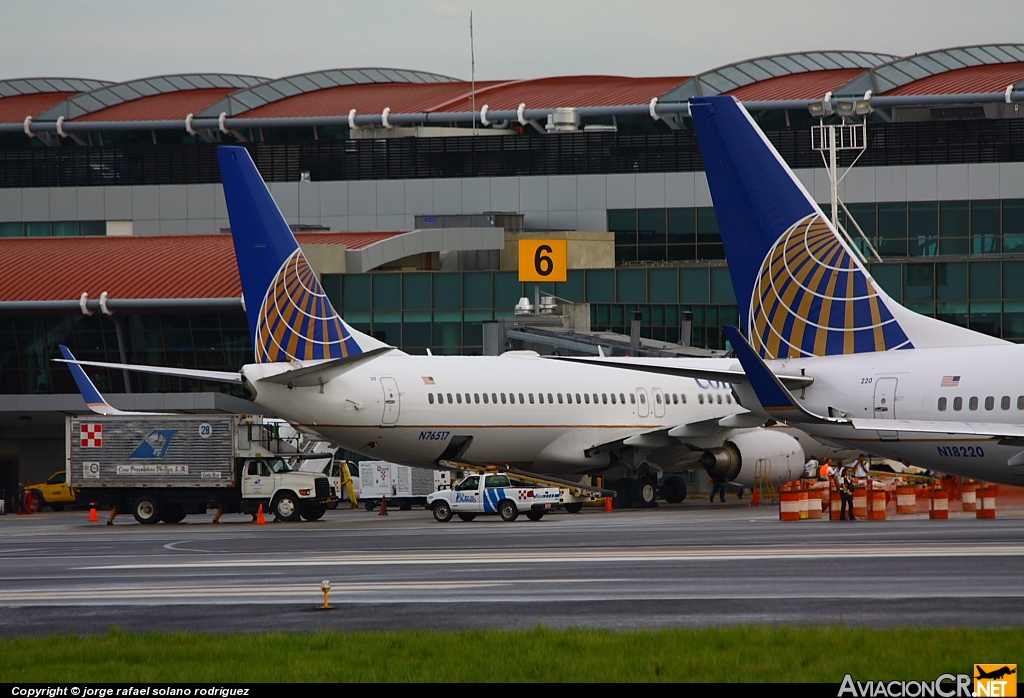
79,543,1024,570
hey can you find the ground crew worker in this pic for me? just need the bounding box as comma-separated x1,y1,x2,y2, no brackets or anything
803,454,819,480
853,455,869,479
710,479,727,503
818,458,834,481
834,465,856,521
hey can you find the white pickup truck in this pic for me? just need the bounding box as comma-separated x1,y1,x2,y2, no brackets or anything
427,473,560,522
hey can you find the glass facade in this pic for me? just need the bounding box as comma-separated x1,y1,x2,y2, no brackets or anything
609,208,723,264
0,313,250,395
0,221,106,237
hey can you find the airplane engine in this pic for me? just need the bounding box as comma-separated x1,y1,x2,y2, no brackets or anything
699,429,804,489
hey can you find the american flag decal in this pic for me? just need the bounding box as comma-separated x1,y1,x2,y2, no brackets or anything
940,376,961,387
421,376,435,385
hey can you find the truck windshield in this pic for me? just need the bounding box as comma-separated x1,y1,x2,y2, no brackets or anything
455,476,479,491
268,458,293,473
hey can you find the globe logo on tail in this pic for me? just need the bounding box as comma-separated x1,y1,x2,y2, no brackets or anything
749,214,911,359
256,249,360,363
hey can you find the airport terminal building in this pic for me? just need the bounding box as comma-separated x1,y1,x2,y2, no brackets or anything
2,45,1024,491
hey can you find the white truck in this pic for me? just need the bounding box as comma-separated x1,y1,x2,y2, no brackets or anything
68,414,336,524
426,472,560,522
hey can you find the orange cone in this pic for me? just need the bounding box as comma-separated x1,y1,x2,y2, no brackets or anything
88,505,99,522
604,496,613,512
750,488,761,506
378,496,388,516
255,504,266,525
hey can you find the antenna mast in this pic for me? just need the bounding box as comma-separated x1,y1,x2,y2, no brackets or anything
470,11,476,136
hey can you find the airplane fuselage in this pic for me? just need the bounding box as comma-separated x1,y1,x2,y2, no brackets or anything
766,344,1024,484
244,353,750,478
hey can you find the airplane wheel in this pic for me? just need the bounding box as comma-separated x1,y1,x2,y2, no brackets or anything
612,479,632,509
661,476,687,504
631,477,657,507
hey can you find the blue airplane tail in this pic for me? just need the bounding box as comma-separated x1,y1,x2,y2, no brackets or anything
689,95,1002,358
217,146,385,363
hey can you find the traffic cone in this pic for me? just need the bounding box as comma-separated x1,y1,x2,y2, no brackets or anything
750,488,761,506
604,496,613,512
88,505,99,522
255,504,266,525
378,496,388,516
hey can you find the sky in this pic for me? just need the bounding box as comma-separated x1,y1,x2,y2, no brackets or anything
2,0,1022,83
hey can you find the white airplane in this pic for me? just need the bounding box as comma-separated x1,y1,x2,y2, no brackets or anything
57,145,827,506
677,95,1024,486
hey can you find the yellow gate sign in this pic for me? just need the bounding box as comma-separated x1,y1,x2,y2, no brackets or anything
518,240,567,282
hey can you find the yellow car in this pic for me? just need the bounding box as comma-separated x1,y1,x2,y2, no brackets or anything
25,471,76,513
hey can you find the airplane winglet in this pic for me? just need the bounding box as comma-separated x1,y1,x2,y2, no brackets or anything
721,327,830,424
58,345,123,415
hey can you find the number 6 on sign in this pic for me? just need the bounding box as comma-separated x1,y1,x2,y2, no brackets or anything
518,240,567,282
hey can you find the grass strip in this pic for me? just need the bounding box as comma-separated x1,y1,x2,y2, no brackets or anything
2,626,1020,682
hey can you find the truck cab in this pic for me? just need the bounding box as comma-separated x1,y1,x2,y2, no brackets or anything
427,473,559,523
25,471,76,512
239,457,333,522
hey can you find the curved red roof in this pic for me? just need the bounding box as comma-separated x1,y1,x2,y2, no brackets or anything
76,88,239,122
885,63,1024,95
0,92,78,124
432,76,688,112
0,232,408,302
240,82,499,118
728,69,865,101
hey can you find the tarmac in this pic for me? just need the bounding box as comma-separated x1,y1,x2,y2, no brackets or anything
1,494,1022,636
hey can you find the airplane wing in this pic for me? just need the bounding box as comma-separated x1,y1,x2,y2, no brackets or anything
545,355,814,389
56,345,163,416
256,347,393,387
721,326,1024,444
584,410,768,456
53,355,244,384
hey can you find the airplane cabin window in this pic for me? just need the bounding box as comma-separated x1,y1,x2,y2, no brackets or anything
491,393,497,404
1019,396,1024,410
465,393,471,404
538,393,544,404
681,394,687,404
985,396,994,410
937,397,947,411
529,393,535,404
519,393,525,404
655,394,662,404
602,394,608,404
639,393,646,404
584,394,590,404
1002,396,1011,410
548,393,554,403
629,394,636,404
576,393,582,403
483,393,489,404
716,394,722,404
620,393,626,404
726,394,733,404
447,393,453,404
428,394,435,404
500,393,507,404
671,394,678,405
969,397,978,411
456,394,462,404
954,397,963,411
474,394,480,404
558,393,564,404
611,394,617,404
698,394,705,405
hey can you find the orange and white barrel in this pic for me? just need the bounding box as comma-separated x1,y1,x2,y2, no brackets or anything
797,489,809,520
806,489,822,519
829,488,841,521
853,487,868,519
780,489,802,521
896,486,916,515
869,489,887,520
977,486,996,519
962,483,978,512
915,485,931,513
929,488,949,520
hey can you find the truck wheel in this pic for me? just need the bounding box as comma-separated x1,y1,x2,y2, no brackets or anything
364,500,376,512
300,505,327,521
499,500,519,522
160,504,187,524
432,501,453,523
526,509,545,521
564,502,583,514
132,495,161,525
457,513,476,522
272,493,300,522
